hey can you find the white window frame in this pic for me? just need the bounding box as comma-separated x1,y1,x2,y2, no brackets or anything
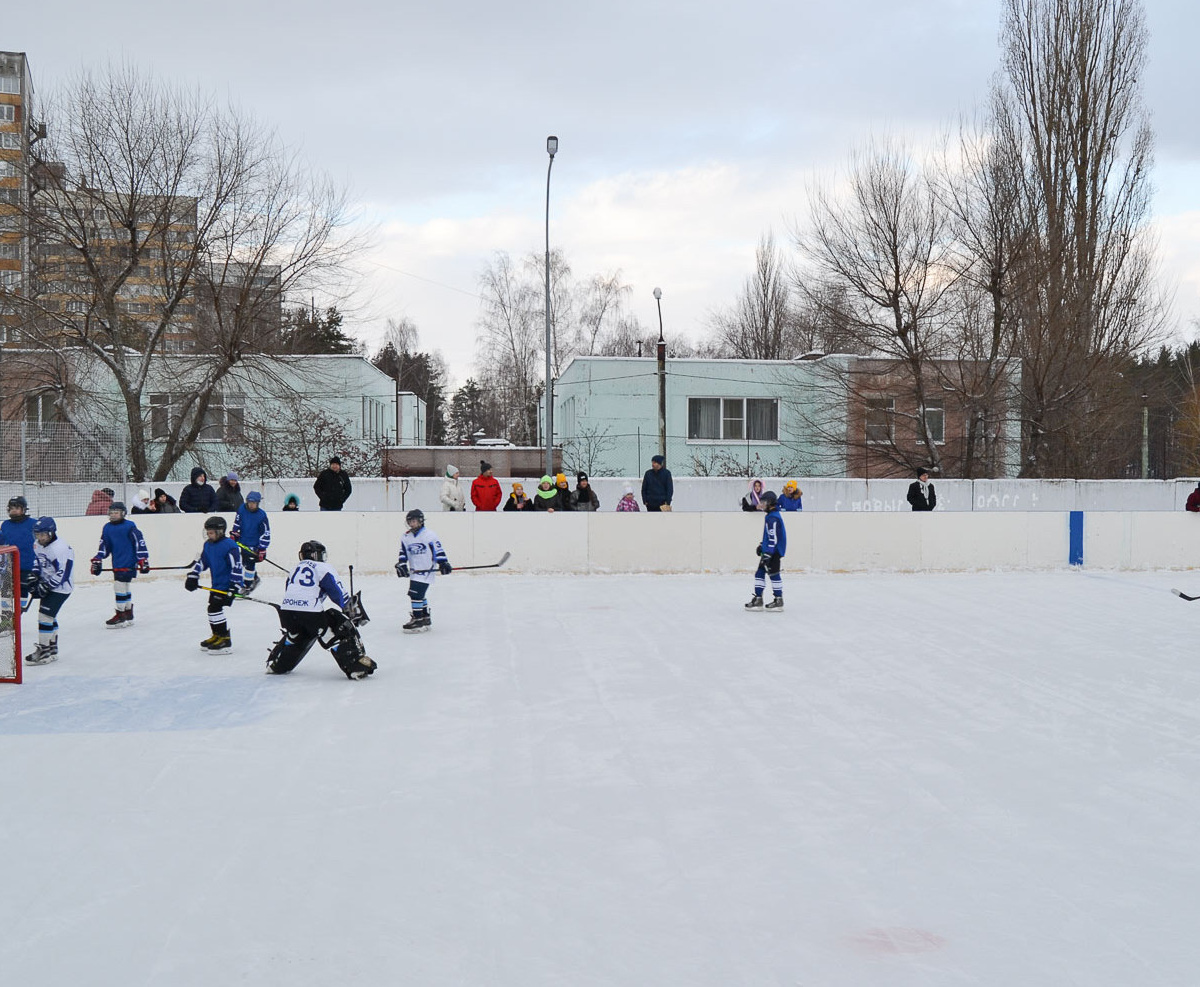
0,105,15,122
0,76,19,95
923,401,945,445
687,396,780,443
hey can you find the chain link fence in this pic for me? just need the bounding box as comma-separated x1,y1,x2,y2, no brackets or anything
0,422,130,518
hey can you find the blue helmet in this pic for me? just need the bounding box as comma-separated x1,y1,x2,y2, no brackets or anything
246,490,263,503
33,516,57,535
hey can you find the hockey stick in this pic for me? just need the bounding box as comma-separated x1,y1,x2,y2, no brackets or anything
99,564,194,572
235,541,289,574
453,551,511,572
1171,588,1200,601
232,592,281,611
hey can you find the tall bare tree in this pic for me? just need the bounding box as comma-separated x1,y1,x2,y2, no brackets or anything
6,63,361,481
708,231,798,360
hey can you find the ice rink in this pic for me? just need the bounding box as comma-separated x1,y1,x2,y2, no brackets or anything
3,567,1199,986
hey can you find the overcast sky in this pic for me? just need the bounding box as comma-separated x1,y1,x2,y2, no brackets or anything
9,0,1200,385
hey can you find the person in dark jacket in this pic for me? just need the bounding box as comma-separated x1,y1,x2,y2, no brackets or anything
313,456,352,511
154,488,180,514
215,472,244,512
641,455,673,511
1186,482,1200,512
554,473,576,511
179,468,217,513
503,482,535,511
572,472,600,511
533,475,562,512
281,493,301,511
906,468,937,511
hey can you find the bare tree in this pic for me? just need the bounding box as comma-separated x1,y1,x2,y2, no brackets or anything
6,63,362,481
708,231,798,359
475,251,542,444
998,0,1167,476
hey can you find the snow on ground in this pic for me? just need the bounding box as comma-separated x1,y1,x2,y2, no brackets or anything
3,568,1200,986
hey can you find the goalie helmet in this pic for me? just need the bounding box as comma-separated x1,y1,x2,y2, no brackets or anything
299,540,327,562
8,495,28,512
204,515,227,535
405,508,425,529
33,516,57,535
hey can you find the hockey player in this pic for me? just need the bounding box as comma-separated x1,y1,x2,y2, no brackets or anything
267,540,375,679
90,501,149,627
745,490,786,612
0,495,39,605
25,517,74,665
184,516,243,652
230,490,271,593
395,508,451,632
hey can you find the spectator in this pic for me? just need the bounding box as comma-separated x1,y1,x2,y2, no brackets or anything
907,467,937,512
215,471,244,512
741,478,765,512
641,455,673,512
503,482,535,512
778,480,803,512
179,468,217,514
281,493,301,512
471,461,503,512
153,488,180,514
440,464,466,512
313,456,352,511
616,485,640,512
533,475,562,512
1187,482,1200,512
130,488,155,515
554,473,576,511
572,472,600,511
85,487,115,517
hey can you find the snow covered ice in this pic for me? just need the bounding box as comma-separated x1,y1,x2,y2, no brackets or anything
3,568,1200,986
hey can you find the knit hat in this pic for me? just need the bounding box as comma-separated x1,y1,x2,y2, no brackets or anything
154,488,168,499
577,472,588,482
283,493,300,507
555,473,567,486
226,471,239,482
329,456,341,465
623,485,634,495
917,467,930,478
138,488,150,501
480,460,492,474
446,464,459,478
512,482,524,493
537,475,557,498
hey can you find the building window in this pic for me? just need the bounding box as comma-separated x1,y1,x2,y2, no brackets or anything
865,397,895,444
0,132,20,149
0,160,17,177
0,76,19,95
0,269,20,289
0,242,17,259
0,105,15,123
26,392,58,428
688,397,779,442
923,401,945,444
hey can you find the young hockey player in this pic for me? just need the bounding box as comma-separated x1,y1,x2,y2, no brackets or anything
25,517,74,665
90,501,149,627
267,540,375,679
184,516,244,652
0,495,39,605
230,491,271,593
745,490,786,612
395,508,451,632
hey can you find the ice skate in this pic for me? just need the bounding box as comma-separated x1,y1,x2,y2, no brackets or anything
204,633,232,653
199,633,221,651
106,609,132,628
25,643,58,665
348,656,377,679
243,575,261,594
402,612,431,634
764,597,784,611
744,595,764,611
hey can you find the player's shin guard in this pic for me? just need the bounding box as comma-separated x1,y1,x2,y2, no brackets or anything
325,611,376,679
267,630,316,674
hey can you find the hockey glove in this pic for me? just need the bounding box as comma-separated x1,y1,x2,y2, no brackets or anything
90,558,103,576
395,561,409,578
138,559,150,574
184,573,199,592
438,560,453,576
755,545,762,556
257,549,266,562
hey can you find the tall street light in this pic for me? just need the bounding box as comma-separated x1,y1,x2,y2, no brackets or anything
654,287,666,461
544,135,558,478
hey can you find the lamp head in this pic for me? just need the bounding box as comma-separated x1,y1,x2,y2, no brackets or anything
653,287,662,300
546,135,558,157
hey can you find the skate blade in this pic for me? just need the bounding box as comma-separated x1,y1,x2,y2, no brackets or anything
25,654,58,665
206,645,233,654
106,622,134,630
402,626,431,634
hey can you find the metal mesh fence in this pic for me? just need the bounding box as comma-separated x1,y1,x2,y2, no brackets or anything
0,422,130,518
557,430,822,480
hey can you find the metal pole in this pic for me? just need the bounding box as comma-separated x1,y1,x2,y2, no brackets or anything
544,136,558,478
654,288,666,461
1141,394,1149,479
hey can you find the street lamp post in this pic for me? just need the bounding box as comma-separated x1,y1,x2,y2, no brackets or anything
544,135,558,478
654,287,666,461
1141,392,1149,479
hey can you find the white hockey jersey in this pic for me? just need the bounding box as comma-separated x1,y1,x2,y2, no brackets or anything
398,526,448,581
280,560,347,613
34,537,75,595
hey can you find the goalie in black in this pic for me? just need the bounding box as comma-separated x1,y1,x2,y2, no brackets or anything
266,540,376,680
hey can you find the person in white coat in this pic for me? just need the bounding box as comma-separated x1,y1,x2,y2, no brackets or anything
440,464,466,511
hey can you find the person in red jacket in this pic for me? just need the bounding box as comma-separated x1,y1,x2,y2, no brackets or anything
471,461,502,511
1187,482,1200,512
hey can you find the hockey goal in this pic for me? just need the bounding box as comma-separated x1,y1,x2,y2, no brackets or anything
0,545,21,684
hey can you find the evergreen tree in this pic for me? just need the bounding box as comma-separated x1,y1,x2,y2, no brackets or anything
280,305,359,354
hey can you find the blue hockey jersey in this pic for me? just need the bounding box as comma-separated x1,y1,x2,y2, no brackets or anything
190,536,244,592
231,505,271,553
759,508,787,557
93,519,149,576
0,516,38,575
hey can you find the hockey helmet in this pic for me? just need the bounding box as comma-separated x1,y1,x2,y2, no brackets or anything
33,515,57,535
108,501,127,517
760,490,778,509
299,540,327,562
246,490,262,504
405,508,425,529
7,495,28,513
204,515,227,535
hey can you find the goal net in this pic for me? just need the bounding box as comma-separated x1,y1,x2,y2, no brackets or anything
0,546,21,684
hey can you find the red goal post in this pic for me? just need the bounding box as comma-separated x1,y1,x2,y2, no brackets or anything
0,545,21,684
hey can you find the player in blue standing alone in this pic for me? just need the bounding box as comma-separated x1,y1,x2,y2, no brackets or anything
184,516,244,653
90,501,149,627
230,490,271,593
745,490,786,612
0,495,39,606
